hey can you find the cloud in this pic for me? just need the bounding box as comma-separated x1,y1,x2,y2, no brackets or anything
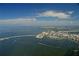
68,11,74,14
38,10,73,19
0,18,36,25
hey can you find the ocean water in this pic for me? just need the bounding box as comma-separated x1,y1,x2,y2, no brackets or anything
0,26,78,56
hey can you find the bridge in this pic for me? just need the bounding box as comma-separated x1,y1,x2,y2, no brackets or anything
0,35,35,41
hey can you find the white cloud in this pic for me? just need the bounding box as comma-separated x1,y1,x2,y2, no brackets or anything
68,11,74,14
0,18,36,25
38,10,73,19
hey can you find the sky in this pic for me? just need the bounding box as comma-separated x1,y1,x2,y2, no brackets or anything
0,3,79,26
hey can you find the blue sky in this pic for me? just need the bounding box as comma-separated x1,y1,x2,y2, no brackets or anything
0,3,79,26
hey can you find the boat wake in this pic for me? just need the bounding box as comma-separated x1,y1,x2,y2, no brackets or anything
38,42,51,47
38,42,61,48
